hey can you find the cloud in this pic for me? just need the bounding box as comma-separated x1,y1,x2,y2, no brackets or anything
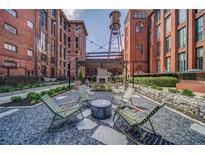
63,9,82,19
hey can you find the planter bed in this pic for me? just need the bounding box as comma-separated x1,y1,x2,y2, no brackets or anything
0,86,71,107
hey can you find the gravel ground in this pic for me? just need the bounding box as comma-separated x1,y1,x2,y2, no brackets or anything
0,88,205,145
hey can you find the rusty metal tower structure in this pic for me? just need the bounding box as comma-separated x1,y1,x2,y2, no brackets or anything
108,10,122,60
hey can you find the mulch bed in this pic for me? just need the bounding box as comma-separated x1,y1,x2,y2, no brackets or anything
0,98,40,107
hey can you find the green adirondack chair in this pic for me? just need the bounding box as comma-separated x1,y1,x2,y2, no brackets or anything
113,103,165,144
79,86,96,105
41,94,84,131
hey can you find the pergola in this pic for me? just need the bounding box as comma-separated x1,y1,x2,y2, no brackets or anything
76,58,128,86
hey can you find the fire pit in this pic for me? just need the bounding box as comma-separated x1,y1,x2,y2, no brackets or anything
90,99,112,120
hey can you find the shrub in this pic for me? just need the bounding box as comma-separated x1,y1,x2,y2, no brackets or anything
47,89,56,97
180,89,195,97
0,86,11,93
168,88,180,93
40,90,49,95
150,84,163,91
11,96,22,102
27,92,41,101
131,76,177,87
92,83,112,92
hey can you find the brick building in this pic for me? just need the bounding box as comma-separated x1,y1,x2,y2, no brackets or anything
124,9,205,92
124,9,151,76
0,9,87,79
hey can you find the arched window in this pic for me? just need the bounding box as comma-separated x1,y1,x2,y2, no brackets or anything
136,23,144,32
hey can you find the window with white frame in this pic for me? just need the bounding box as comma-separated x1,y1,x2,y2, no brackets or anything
41,32,47,52
156,25,161,41
178,9,187,25
4,9,17,17
27,49,33,56
165,15,171,34
27,20,34,29
4,23,17,34
4,43,17,52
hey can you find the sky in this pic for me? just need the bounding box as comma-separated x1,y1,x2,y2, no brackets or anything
63,9,128,53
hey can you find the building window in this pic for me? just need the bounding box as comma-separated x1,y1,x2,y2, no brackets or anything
136,23,144,32
178,27,186,49
64,21,67,31
60,29,62,42
68,37,71,48
4,61,17,67
41,32,47,52
76,51,78,54
178,53,186,72
165,36,171,53
51,57,55,64
156,25,161,41
64,33,66,45
157,60,160,73
75,37,79,48
165,57,171,72
4,9,17,17
157,42,160,57
27,20,34,29
196,16,203,42
4,43,17,52
41,65,47,77
196,47,203,69
27,49,33,56
63,48,66,60
51,19,55,36
148,18,152,33
134,11,146,18
51,67,55,77
51,39,55,54
178,9,187,25
165,15,171,34
4,23,17,34
41,54,47,62
51,9,56,17
136,44,143,53
40,10,47,30
155,10,161,23
68,24,71,32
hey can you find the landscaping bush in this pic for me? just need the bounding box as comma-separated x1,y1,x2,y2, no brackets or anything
40,90,49,96
11,96,22,102
27,92,41,101
131,76,177,87
180,89,195,97
92,84,112,92
150,84,163,91
168,88,180,93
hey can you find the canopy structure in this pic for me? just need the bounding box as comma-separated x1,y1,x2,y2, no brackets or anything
76,58,128,86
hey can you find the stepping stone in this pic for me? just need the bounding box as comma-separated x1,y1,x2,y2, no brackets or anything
101,113,115,127
77,109,91,119
55,96,67,100
0,109,19,119
133,95,141,98
92,125,128,145
112,104,118,109
190,123,205,135
77,118,98,130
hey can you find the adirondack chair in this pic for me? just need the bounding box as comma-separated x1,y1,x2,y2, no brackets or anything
41,94,84,131
79,86,97,105
112,87,135,106
113,103,165,144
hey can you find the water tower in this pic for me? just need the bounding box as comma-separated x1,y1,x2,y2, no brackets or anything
108,10,122,59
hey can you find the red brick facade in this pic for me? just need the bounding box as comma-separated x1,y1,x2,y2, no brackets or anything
124,10,151,76
0,9,87,79
124,9,205,75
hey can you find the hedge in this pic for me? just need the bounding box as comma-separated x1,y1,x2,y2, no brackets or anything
130,76,177,87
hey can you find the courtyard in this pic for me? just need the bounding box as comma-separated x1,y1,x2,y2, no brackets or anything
0,85,205,145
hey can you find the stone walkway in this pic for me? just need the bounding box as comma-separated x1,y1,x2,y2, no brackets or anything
0,88,205,145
